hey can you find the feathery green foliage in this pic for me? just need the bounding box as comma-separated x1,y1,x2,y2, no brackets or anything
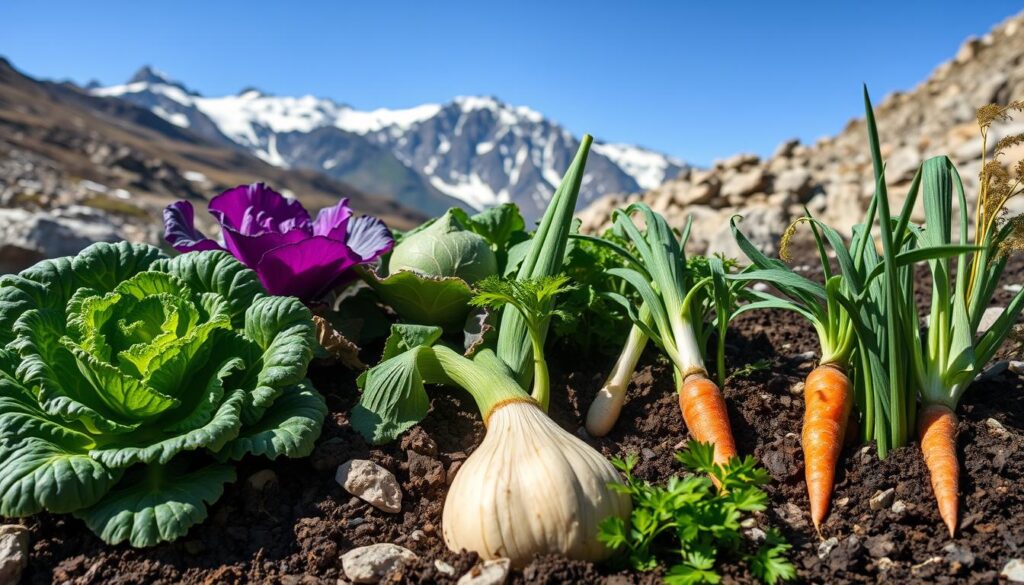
599,441,795,584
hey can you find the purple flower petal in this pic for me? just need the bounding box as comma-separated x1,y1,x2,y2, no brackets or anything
163,201,224,253
209,183,312,236
313,198,353,240
346,215,395,261
254,236,362,301
218,225,310,270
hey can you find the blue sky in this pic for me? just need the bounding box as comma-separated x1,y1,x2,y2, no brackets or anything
1,1,1020,165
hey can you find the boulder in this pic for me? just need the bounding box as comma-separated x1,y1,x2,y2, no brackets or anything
0,206,123,273
773,168,813,200
706,204,786,259
721,167,768,205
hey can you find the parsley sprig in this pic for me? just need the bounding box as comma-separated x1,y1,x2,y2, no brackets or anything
599,441,796,584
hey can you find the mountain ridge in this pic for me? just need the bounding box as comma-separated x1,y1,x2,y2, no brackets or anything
94,69,687,220
579,10,1024,258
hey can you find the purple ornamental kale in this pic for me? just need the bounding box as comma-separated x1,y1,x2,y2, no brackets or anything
164,183,393,302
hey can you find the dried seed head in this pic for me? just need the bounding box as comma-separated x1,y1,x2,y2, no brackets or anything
978,104,1008,129
978,101,1024,130
995,132,1024,156
997,214,1024,259
778,219,801,263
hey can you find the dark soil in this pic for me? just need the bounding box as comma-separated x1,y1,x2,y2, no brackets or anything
8,254,1024,584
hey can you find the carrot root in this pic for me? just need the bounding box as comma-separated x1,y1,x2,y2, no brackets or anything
801,363,853,533
919,404,959,538
679,373,737,467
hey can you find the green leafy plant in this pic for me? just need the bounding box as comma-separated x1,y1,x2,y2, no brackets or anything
351,137,635,568
0,242,325,547
599,441,795,585
579,205,747,457
857,94,1024,536
551,231,638,356
363,203,528,331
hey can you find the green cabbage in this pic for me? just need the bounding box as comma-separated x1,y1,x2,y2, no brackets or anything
388,209,498,283
0,242,326,547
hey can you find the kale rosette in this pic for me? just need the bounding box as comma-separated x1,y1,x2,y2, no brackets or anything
0,242,325,546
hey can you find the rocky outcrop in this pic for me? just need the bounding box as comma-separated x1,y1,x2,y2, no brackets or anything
579,11,1024,255
0,206,132,273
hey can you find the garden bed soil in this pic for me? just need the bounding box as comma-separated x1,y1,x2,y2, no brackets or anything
8,255,1024,584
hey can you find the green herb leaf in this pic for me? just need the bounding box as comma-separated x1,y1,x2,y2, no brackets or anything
600,441,793,584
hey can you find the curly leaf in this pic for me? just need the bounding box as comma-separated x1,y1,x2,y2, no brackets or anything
219,381,326,460
89,389,245,468
0,437,120,516
242,295,315,421
154,250,262,327
75,463,235,547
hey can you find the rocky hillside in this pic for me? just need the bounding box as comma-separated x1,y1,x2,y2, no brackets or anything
579,11,1024,257
0,58,424,273
94,72,687,221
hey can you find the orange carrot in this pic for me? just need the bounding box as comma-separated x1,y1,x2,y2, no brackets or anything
801,363,853,532
918,404,959,537
679,373,737,467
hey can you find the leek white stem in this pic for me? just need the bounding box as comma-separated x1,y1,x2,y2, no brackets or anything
585,322,648,437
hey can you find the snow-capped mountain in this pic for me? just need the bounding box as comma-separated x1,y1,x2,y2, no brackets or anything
93,67,687,219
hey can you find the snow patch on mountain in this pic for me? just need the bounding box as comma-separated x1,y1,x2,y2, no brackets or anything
93,68,688,218
592,142,685,189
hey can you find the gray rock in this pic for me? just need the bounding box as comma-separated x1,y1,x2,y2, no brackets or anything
336,460,403,514
341,543,418,583
886,146,922,183
434,560,456,576
247,469,278,491
707,204,786,259
720,167,768,203
0,206,123,273
1004,559,1024,582
943,543,975,568
865,534,894,558
774,168,813,198
777,502,808,529
717,153,760,171
0,525,29,585
869,488,896,511
457,558,511,585
986,418,1010,438
891,500,908,515
745,527,767,543
773,139,801,159
817,537,839,559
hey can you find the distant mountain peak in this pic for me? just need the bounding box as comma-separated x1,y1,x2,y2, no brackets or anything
237,86,267,98
129,65,171,85
127,66,198,96
93,71,688,219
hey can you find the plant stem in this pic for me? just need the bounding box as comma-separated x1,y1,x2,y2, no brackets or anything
529,328,551,411
424,345,531,420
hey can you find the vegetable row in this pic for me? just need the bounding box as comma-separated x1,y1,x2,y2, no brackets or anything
0,91,1020,585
